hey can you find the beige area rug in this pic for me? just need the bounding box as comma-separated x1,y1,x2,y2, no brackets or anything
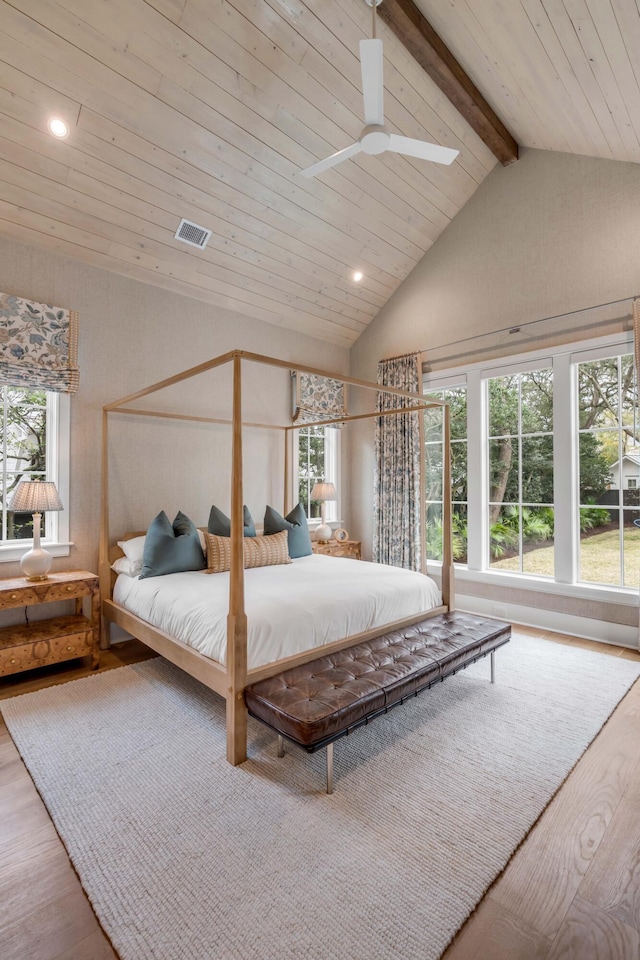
3,635,640,960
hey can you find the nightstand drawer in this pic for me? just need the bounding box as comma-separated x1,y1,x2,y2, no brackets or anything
0,615,92,677
0,587,41,610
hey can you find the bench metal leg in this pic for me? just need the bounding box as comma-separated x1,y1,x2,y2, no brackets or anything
491,650,495,684
326,743,334,795
277,734,284,758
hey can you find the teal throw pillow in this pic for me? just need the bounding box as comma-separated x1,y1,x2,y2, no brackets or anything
208,504,256,538
140,510,206,579
263,503,312,559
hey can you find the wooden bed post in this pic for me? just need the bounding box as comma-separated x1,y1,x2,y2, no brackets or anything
227,354,248,765
99,409,111,649
284,428,291,514
441,404,455,610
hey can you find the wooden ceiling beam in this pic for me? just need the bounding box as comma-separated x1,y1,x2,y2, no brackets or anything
378,0,519,166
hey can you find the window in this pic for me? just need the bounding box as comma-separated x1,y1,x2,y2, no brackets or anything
0,386,70,559
488,368,554,576
424,386,467,563
296,426,339,522
577,353,639,587
423,332,639,595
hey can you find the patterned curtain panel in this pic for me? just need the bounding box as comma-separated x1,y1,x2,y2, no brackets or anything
374,354,421,570
0,292,79,394
292,372,346,428
634,299,640,651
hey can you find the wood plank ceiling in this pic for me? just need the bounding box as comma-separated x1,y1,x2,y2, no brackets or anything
0,1,639,347
0,0,497,347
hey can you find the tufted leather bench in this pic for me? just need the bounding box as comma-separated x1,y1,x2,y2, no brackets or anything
245,610,511,792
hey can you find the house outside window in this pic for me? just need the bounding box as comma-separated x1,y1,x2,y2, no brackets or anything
423,332,639,594
0,386,70,560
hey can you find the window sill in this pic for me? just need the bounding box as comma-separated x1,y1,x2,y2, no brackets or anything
427,561,639,607
0,542,72,563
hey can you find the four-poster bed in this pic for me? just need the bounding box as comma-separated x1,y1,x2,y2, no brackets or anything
99,350,454,766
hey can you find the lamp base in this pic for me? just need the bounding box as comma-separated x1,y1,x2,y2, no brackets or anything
20,546,53,582
315,522,332,544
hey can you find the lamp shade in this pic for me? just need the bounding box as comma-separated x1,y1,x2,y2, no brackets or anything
310,481,337,502
9,480,63,513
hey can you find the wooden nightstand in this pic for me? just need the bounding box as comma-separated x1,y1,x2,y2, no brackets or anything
312,540,362,561
0,571,100,678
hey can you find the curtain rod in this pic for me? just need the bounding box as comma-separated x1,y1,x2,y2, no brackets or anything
382,294,638,364
380,350,421,363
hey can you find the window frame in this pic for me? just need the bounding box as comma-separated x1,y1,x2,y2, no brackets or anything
423,330,637,606
0,389,71,563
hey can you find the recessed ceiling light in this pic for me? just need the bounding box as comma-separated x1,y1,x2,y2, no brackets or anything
353,271,363,282
47,117,69,139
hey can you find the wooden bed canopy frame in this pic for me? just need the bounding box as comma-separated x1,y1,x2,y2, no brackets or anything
99,349,454,766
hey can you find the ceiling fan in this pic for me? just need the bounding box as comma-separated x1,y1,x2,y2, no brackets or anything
299,0,459,179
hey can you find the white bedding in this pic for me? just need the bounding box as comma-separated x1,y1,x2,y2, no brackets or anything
114,554,441,670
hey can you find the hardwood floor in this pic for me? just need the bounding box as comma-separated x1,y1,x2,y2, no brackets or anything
1,628,639,960
0,641,155,960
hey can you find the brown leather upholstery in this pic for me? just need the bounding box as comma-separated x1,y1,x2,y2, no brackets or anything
245,611,511,750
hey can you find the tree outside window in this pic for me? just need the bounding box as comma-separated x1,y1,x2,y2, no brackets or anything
297,425,325,518
0,386,48,540
488,369,555,576
424,387,467,563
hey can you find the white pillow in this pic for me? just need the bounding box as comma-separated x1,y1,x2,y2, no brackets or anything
116,535,146,578
111,555,140,578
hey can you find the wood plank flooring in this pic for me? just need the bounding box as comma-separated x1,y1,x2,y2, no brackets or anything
0,628,639,960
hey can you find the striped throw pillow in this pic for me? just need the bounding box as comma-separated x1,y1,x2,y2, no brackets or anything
204,529,291,574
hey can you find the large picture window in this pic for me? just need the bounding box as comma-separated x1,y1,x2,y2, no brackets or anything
577,353,639,587
424,333,639,596
0,386,69,557
488,368,554,576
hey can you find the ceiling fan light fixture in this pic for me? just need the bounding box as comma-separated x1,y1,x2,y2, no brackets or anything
360,125,390,155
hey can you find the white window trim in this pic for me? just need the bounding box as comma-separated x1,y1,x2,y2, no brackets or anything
424,330,635,599
0,391,71,563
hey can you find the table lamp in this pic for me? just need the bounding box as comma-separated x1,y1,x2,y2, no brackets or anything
9,480,63,581
310,481,337,543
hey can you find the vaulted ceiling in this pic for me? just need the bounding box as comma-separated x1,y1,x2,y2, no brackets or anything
0,0,638,347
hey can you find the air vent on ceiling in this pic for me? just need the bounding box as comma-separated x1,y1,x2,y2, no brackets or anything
174,218,211,249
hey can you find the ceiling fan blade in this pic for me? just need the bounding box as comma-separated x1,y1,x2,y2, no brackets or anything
299,142,362,178
388,134,459,165
360,39,384,126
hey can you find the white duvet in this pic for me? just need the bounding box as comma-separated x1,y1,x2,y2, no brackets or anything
114,554,441,670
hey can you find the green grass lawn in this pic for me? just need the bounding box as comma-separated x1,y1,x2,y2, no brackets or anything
491,528,640,586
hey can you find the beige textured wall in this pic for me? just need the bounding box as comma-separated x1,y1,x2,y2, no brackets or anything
350,148,640,633
0,236,349,580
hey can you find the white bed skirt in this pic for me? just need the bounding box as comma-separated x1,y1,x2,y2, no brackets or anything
114,554,441,670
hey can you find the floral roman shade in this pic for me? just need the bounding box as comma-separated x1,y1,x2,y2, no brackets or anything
0,292,79,394
292,372,346,428
373,354,422,571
